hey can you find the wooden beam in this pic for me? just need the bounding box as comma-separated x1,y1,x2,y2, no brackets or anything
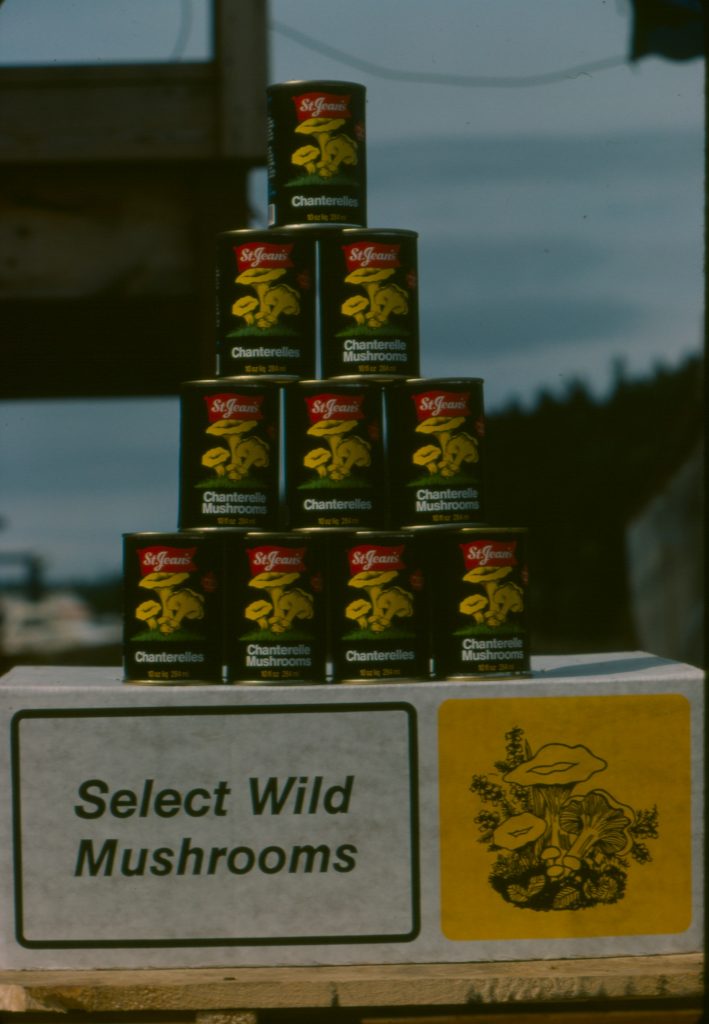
0,956,703,1013
0,65,220,163
0,0,269,168
0,161,251,398
1,297,205,399
214,0,268,161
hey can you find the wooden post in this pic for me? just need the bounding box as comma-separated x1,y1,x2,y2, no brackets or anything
0,0,267,400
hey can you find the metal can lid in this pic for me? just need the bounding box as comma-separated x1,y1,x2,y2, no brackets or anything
182,376,285,389
335,227,418,240
327,373,408,385
217,226,312,241
402,376,485,386
293,377,385,391
268,78,365,91
243,530,319,542
401,523,527,534
123,530,205,541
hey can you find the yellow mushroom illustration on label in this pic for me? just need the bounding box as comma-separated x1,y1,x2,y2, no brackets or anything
302,392,371,485
409,388,482,484
133,547,206,640
291,117,358,180
459,564,524,628
230,242,302,332
338,243,411,332
341,266,408,329
456,539,525,634
415,417,478,479
232,267,300,330
199,393,270,485
344,545,416,637
286,88,361,184
470,728,659,911
241,546,315,638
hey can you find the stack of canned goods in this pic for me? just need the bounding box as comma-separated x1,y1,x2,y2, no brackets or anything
123,79,529,685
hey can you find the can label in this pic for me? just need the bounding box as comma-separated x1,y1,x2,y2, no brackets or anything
267,81,366,227
179,381,281,529
226,533,326,682
389,379,486,527
319,230,419,378
330,533,429,681
216,230,316,377
284,382,387,528
123,532,223,683
430,528,529,678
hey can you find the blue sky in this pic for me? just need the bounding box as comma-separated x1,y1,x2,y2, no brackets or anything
0,0,704,581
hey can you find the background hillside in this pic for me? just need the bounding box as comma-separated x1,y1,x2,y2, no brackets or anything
485,354,703,659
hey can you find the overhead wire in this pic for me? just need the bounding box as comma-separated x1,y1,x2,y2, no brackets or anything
270,20,627,88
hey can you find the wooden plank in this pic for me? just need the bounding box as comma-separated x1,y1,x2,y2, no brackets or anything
363,1011,704,1024
198,1014,258,1024
0,297,205,398
0,0,268,166
0,955,702,1013
0,65,217,163
0,163,250,397
0,168,199,300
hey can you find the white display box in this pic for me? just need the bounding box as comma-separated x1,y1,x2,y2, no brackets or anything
0,652,703,969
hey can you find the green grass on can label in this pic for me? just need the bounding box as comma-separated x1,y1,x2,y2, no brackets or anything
429,527,530,679
178,379,281,530
319,228,420,378
267,80,367,228
224,531,327,683
123,531,224,684
328,531,430,682
216,228,316,378
388,378,486,527
283,379,387,529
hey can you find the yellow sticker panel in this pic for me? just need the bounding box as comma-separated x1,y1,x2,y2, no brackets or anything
438,694,692,940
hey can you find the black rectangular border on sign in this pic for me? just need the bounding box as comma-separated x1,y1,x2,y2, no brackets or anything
11,702,419,949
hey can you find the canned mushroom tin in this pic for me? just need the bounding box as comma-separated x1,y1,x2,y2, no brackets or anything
329,531,430,682
216,228,316,378
178,379,281,530
225,531,327,683
319,229,420,378
267,80,366,228
123,531,224,684
284,379,387,529
429,527,530,679
388,378,486,527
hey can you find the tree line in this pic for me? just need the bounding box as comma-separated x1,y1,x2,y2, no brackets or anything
484,354,703,654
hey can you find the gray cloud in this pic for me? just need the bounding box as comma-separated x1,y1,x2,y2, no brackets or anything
370,130,702,189
420,294,640,359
